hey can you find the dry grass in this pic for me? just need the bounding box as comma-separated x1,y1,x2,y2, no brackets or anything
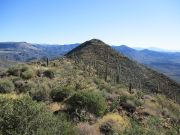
47,102,64,112
0,93,25,100
156,94,180,119
77,122,101,135
143,98,161,116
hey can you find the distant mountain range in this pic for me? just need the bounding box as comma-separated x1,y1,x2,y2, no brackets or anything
112,45,180,82
1,42,180,83
0,42,79,62
133,47,179,52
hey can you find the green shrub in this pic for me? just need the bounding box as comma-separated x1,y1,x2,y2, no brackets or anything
67,90,107,116
0,79,14,93
136,90,144,99
0,95,78,135
11,76,22,83
43,70,55,79
134,99,144,107
0,69,7,77
31,89,50,102
14,80,25,88
7,66,34,80
51,86,75,102
32,90,48,102
29,82,51,102
21,69,34,79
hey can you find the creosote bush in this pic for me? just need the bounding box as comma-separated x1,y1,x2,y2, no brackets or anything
0,79,14,93
7,65,34,80
29,82,51,102
32,90,50,102
0,69,7,77
15,81,36,93
111,95,143,112
67,90,107,116
21,69,34,80
21,66,29,72
51,86,75,102
0,95,78,135
7,66,21,76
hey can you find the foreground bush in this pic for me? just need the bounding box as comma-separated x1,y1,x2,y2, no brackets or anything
67,90,107,116
0,79,14,93
0,95,77,135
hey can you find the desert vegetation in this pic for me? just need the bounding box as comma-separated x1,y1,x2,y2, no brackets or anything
0,57,179,135
0,40,180,135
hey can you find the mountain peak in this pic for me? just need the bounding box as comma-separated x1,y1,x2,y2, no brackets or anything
81,39,107,47
65,39,115,57
87,39,105,44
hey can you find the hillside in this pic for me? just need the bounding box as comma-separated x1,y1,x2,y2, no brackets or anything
1,42,180,83
113,45,180,82
0,40,180,102
66,39,180,103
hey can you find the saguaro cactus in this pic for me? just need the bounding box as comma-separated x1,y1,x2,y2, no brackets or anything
105,64,108,81
116,63,121,84
129,82,132,94
46,57,49,67
104,49,109,81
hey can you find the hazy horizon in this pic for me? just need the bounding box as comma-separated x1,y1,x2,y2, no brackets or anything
0,0,180,50
1,40,180,52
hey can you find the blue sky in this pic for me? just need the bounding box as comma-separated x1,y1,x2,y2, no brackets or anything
0,0,180,50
